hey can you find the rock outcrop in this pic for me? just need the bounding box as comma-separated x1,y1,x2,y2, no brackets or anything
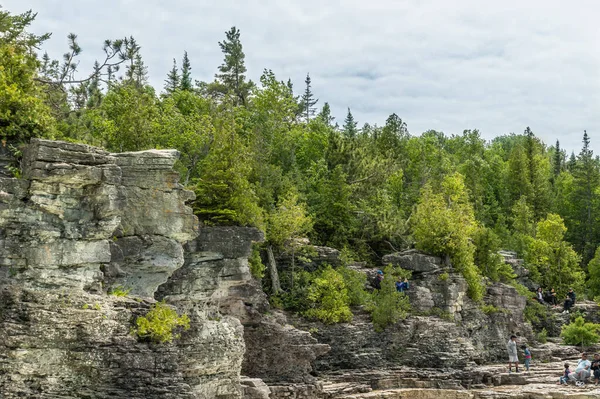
0,139,243,398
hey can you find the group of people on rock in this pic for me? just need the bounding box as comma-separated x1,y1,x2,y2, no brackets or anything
558,352,600,386
507,336,600,386
535,287,576,314
372,270,410,293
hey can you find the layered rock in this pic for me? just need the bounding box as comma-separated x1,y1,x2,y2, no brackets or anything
0,139,243,398
157,226,330,384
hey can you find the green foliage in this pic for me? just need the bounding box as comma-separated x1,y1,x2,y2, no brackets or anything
438,272,449,281
524,301,549,324
249,244,265,279
537,327,548,344
338,267,369,306
0,9,55,142
367,265,410,332
510,281,532,298
587,246,600,298
560,316,600,347
133,302,190,343
474,226,516,282
267,191,313,247
481,304,506,315
303,265,353,324
109,286,131,297
526,213,584,295
412,173,484,300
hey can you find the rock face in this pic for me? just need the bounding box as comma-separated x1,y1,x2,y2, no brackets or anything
0,139,243,398
293,249,532,374
158,225,330,384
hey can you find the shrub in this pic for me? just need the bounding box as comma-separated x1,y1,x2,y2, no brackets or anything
108,285,131,297
338,267,370,306
303,265,353,324
249,244,266,279
133,302,190,343
537,328,548,344
510,281,532,298
367,266,410,332
524,301,548,324
481,304,503,314
560,316,600,347
438,272,449,281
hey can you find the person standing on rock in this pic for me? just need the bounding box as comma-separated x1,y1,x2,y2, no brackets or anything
521,344,531,373
507,335,519,373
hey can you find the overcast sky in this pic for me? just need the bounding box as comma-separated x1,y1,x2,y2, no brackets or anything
5,0,600,154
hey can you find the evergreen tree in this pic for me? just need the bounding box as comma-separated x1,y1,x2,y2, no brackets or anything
164,58,180,94
215,26,253,105
568,131,600,263
180,51,192,91
553,140,562,177
317,102,335,126
343,108,358,138
300,73,318,123
567,151,577,171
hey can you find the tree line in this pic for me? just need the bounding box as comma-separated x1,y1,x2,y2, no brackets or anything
3,8,600,301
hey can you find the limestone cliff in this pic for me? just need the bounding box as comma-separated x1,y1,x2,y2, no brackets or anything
0,139,243,398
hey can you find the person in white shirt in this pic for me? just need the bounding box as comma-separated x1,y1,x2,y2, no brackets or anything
569,352,591,385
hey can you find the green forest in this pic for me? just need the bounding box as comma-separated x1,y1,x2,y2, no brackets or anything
3,8,600,306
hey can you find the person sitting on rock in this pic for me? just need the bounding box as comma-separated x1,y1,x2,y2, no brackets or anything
507,335,519,373
569,352,591,386
536,287,545,304
373,270,384,290
548,288,558,307
591,353,600,384
557,363,570,385
563,289,576,314
395,277,409,293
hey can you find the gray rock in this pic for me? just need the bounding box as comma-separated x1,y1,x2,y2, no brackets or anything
382,250,444,273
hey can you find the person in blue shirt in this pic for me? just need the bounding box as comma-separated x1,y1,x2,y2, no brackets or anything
521,344,531,372
395,277,409,293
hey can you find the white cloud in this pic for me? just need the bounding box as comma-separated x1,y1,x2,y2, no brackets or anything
4,0,600,154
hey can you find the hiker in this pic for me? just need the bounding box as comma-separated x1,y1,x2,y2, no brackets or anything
548,288,558,307
569,352,591,386
536,287,545,304
521,344,531,372
591,354,600,384
557,363,570,385
563,289,576,314
506,335,519,373
395,277,409,293
373,270,384,290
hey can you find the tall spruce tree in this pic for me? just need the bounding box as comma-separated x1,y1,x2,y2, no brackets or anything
164,58,180,94
215,26,253,105
569,130,600,263
300,73,318,123
180,51,192,91
343,108,358,138
317,102,335,126
553,140,562,177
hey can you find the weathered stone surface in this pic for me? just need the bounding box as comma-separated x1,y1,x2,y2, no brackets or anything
0,139,247,398
159,225,330,384
382,250,444,274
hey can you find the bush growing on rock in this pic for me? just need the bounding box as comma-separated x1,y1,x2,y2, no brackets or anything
367,265,410,332
133,302,190,343
412,173,485,301
249,243,266,279
560,316,600,347
303,265,353,324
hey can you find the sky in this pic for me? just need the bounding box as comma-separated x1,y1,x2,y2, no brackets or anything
5,0,600,154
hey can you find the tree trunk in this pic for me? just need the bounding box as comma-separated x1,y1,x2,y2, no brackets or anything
267,245,281,294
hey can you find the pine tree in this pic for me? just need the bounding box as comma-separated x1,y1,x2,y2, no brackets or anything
180,51,192,91
343,108,358,138
164,58,180,94
569,130,600,263
567,151,577,171
300,73,318,123
215,26,253,105
317,102,335,126
553,140,562,177
131,52,148,87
